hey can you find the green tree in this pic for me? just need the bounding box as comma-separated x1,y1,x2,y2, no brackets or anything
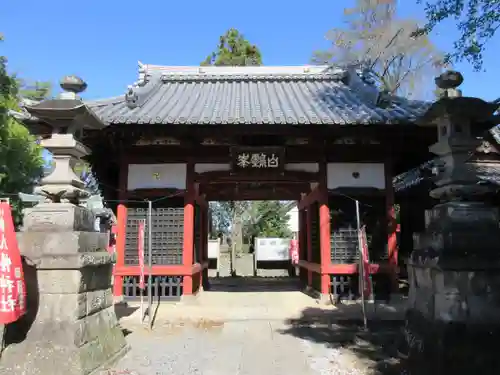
0,35,43,225
248,201,292,238
18,79,52,101
417,0,499,70
201,28,263,66
313,0,444,98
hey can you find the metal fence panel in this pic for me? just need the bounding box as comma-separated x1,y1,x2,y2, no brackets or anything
125,207,184,265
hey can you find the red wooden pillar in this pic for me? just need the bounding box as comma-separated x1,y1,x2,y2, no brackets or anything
385,157,398,290
298,206,305,262
306,205,312,286
183,163,195,295
318,160,330,295
113,157,128,299
319,194,330,295
113,204,127,298
198,202,206,264
203,204,209,261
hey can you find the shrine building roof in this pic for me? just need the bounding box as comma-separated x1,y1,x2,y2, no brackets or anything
83,63,430,126
394,159,500,193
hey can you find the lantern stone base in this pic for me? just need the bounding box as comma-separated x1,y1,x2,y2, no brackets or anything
404,263,500,374
0,204,128,375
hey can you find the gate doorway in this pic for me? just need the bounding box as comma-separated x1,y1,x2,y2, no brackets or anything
206,197,301,293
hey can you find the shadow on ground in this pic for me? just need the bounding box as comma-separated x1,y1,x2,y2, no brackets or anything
278,306,408,375
114,302,139,320
207,276,301,292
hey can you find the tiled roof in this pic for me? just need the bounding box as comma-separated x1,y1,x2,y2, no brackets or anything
393,159,436,192
86,63,430,126
393,160,500,193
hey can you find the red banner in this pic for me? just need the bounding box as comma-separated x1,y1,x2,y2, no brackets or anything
289,238,299,265
359,226,372,297
0,202,26,324
138,220,145,290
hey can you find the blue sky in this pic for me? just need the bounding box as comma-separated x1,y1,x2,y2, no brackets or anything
1,0,499,101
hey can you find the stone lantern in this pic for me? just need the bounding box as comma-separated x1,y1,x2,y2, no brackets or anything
23,75,104,204
1,77,128,374
404,71,500,373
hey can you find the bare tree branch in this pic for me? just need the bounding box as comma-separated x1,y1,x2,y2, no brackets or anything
315,0,445,99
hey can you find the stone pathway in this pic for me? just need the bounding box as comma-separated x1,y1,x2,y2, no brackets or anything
104,279,405,375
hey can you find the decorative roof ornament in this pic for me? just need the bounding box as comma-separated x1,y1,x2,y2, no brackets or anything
356,67,377,86
125,61,153,109
340,64,380,106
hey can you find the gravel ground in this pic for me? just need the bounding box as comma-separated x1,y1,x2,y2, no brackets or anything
103,289,404,374
103,318,383,375
103,257,405,375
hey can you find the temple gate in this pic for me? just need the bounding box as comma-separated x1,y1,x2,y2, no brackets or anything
19,64,437,301
13,66,500,372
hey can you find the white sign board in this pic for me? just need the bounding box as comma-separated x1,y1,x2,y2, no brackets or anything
207,240,220,260
254,237,291,262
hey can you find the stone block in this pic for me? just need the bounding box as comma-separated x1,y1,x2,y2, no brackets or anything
86,288,114,316
36,293,88,320
17,231,108,259
37,251,114,270
37,265,112,294
22,203,95,232
73,306,119,347
404,309,500,374
0,320,128,375
35,288,113,321
433,291,467,322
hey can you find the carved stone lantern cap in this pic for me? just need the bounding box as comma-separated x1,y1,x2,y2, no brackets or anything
23,75,105,131
59,75,88,94
419,70,500,126
435,70,464,90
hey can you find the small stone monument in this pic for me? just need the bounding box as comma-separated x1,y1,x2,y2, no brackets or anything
0,76,128,374
404,71,500,373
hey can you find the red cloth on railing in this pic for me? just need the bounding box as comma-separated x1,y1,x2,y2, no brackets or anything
359,226,372,297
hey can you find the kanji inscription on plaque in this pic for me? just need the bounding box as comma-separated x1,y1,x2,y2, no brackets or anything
231,147,284,172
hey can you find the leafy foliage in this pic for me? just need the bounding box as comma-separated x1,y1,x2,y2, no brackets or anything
209,201,236,237
210,200,293,240
17,79,52,101
247,201,292,238
201,28,263,66
313,0,444,98
0,36,44,225
417,0,499,71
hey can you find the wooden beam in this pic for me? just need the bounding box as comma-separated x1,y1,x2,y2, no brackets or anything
114,262,208,276
298,260,395,275
202,182,304,200
195,170,320,183
123,144,392,163
125,188,185,199
298,187,323,210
